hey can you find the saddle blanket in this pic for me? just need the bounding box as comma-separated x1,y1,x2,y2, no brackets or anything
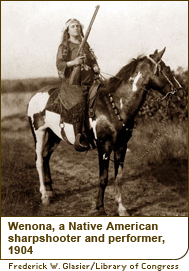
45,82,100,124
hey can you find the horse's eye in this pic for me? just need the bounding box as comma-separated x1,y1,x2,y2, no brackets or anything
166,66,170,72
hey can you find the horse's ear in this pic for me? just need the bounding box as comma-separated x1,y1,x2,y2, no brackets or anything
157,47,166,60
150,47,166,62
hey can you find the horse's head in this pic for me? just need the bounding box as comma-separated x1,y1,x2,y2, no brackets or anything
145,48,182,96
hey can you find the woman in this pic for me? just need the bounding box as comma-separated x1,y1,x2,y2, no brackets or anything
56,18,100,151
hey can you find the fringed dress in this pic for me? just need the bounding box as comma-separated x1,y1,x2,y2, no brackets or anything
56,41,98,123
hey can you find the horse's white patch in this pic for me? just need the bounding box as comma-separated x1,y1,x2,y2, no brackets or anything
120,98,123,109
89,118,97,139
103,153,109,160
115,166,127,216
27,92,50,117
132,71,142,92
45,111,75,144
90,114,115,140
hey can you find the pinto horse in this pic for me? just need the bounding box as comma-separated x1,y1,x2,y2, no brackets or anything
27,48,182,216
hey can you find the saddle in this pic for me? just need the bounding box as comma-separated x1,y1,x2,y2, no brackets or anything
45,83,100,148
45,81,101,124
45,88,84,124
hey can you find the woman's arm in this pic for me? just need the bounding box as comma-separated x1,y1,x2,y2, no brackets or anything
56,44,85,70
56,44,67,74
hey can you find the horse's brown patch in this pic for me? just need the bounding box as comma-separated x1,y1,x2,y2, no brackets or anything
33,111,45,130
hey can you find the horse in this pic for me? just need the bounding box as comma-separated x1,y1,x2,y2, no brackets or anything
27,48,182,216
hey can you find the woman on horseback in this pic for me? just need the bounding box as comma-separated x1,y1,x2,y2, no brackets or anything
56,18,100,151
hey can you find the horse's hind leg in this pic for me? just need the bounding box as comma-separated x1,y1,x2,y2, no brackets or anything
34,127,60,204
35,128,48,204
114,146,130,216
43,128,61,192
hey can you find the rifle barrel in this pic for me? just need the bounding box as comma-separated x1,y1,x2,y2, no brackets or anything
69,6,100,85
77,5,100,56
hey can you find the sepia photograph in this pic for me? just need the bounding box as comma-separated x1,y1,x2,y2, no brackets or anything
1,1,188,217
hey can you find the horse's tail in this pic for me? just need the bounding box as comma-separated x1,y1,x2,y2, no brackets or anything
28,116,37,146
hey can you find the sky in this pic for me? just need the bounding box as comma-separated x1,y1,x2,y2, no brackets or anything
1,1,188,79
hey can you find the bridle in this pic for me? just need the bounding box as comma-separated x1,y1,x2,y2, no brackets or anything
102,56,179,101
147,56,178,100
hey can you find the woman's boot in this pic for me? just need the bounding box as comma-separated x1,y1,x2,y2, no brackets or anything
73,121,90,152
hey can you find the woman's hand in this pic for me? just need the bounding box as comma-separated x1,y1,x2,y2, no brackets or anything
67,56,85,67
74,56,85,65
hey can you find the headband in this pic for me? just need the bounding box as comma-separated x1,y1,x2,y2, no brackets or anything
62,19,84,32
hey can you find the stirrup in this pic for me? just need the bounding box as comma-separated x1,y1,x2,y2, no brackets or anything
74,134,90,152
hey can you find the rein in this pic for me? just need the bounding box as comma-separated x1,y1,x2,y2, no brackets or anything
159,71,177,100
101,71,121,80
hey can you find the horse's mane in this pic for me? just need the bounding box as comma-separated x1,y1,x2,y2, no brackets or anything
103,55,146,93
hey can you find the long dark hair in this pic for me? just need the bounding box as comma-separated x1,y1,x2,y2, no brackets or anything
60,19,84,60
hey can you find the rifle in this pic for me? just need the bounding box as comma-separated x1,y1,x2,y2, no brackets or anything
69,5,100,85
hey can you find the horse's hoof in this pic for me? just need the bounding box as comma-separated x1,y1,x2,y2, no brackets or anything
96,206,106,216
118,207,130,216
119,209,130,216
119,210,130,216
42,197,50,205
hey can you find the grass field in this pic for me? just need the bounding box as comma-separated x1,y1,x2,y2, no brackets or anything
1,92,188,216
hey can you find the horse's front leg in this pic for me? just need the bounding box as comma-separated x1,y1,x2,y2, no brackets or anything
43,128,61,192
96,142,111,215
114,146,130,216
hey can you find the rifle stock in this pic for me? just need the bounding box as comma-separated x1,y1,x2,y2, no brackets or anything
69,65,81,85
69,5,100,85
